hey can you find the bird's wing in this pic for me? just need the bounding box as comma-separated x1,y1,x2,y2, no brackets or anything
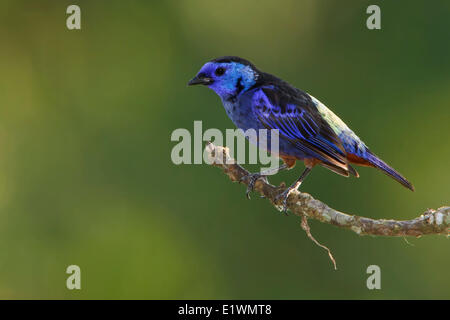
251,85,349,170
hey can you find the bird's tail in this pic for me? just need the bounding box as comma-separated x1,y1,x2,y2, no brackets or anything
364,151,414,191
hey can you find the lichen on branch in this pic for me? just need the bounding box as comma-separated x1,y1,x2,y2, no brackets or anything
205,142,449,268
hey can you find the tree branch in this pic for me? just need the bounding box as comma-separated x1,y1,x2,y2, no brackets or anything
205,143,449,238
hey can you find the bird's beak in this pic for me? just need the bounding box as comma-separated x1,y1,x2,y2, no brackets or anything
187,75,214,86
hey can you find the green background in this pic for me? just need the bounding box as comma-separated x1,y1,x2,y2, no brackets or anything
0,0,448,299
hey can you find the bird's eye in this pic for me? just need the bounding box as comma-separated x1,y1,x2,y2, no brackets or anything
215,67,225,76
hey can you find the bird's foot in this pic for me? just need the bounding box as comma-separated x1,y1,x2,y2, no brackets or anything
274,187,296,215
239,173,268,199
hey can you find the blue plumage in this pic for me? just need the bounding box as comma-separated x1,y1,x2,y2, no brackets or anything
188,56,413,210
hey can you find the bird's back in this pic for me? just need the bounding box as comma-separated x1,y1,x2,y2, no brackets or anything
309,94,413,190
309,95,369,157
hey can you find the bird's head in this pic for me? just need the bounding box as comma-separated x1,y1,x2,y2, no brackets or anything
188,56,259,100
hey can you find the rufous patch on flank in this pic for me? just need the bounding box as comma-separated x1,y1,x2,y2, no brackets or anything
280,155,297,168
347,153,374,167
304,158,321,168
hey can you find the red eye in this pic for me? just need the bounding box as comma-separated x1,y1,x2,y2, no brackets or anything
215,67,225,76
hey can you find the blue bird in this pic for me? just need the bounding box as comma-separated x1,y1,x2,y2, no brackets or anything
188,56,414,212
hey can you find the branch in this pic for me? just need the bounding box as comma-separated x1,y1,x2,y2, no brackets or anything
205,143,449,238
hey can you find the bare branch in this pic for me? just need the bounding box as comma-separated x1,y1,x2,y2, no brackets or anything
205,143,450,238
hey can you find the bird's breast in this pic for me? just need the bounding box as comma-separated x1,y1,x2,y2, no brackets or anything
222,98,261,131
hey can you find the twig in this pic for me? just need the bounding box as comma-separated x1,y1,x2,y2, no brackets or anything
300,215,337,270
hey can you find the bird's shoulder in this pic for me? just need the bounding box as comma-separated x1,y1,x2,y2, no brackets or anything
251,72,312,107
242,72,322,121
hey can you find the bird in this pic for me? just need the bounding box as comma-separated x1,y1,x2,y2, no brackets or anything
188,56,414,212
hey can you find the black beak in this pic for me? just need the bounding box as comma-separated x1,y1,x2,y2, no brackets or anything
187,75,214,86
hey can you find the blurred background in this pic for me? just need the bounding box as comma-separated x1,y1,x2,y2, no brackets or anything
0,0,448,299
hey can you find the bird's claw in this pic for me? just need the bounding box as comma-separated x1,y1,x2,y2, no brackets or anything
275,189,293,215
240,173,267,199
